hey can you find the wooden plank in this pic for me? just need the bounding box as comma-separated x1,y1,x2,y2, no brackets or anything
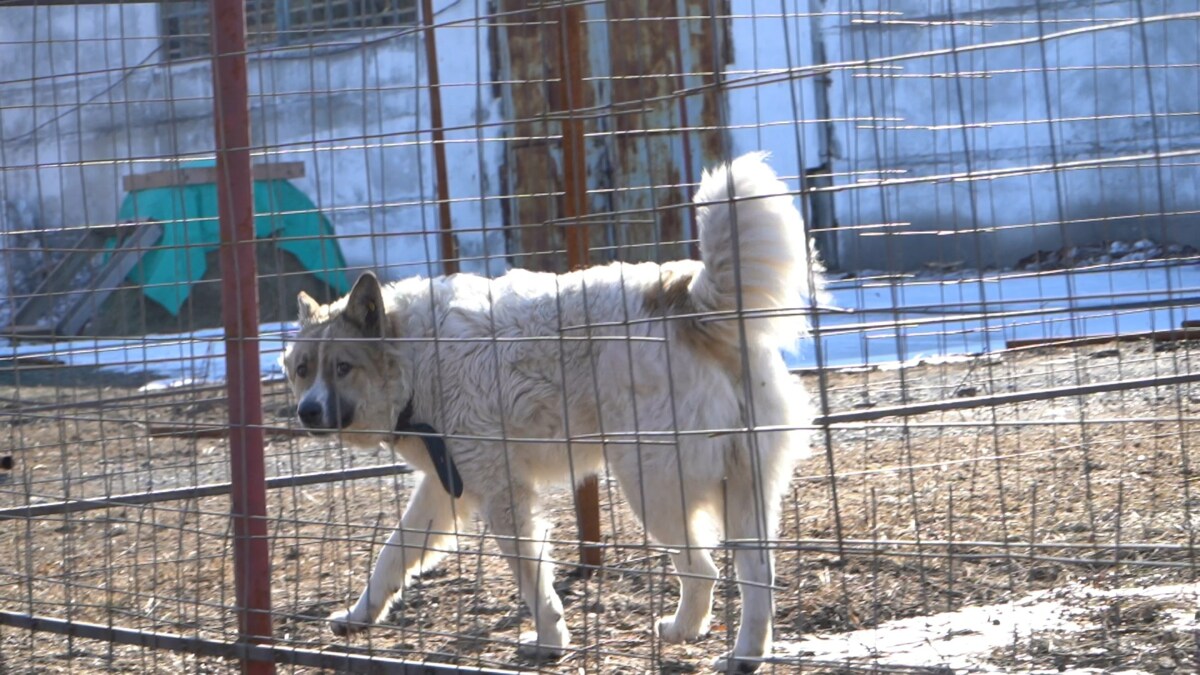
496,2,566,269
6,229,109,330
122,162,305,192
5,223,154,336
1,325,57,340
509,144,562,271
496,1,730,266
57,223,164,336
605,0,685,263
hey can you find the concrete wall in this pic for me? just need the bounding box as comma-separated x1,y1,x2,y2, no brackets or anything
0,0,505,328
726,0,823,180
820,0,1200,271
3,0,1195,304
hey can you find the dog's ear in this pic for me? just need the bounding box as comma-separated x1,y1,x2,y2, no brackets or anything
344,271,387,337
297,291,322,326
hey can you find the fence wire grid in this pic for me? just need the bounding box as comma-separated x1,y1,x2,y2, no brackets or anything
3,1,1200,674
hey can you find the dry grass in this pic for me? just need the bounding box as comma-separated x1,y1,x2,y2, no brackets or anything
990,594,1196,673
3,337,1200,673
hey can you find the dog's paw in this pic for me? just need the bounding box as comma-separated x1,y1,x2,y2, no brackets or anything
515,629,568,661
327,608,368,637
657,615,710,644
712,653,763,674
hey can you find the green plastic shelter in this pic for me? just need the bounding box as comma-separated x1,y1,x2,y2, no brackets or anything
115,161,349,315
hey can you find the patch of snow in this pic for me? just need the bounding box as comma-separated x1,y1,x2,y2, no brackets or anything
1015,238,1192,273
793,262,1200,370
138,377,203,392
779,594,1083,672
3,262,1200,384
776,582,1200,674
1,322,294,387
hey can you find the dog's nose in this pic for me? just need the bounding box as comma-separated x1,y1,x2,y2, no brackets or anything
297,400,324,428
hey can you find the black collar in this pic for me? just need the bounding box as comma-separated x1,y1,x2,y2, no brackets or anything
394,398,417,432
395,398,463,498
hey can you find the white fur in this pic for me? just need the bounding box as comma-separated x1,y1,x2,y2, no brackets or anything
308,153,820,672
692,151,826,342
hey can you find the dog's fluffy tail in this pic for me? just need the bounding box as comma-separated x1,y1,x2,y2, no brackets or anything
690,152,825,343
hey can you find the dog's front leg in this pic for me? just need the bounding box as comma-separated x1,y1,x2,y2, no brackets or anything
329,474,463,636
485,488,570,660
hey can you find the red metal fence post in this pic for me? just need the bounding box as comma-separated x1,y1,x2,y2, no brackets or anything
421,0,459,276
209,0,275,672
556,1,603,574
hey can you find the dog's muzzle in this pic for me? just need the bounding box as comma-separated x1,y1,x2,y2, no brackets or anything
297,395,354,434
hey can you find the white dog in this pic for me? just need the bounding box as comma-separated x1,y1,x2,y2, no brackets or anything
283,153,822,672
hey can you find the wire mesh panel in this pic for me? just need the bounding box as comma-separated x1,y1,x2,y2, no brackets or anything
2,1,1200,674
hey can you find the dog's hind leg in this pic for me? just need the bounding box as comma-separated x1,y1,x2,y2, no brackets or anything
654,521,719,645
713,452,786,674
613,463,720,645
329,474,464,636
484,486,570,660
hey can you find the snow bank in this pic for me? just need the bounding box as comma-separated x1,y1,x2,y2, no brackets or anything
776,581,1200,674
0,322,292,389
3,263,1199,387
795,262,1200,369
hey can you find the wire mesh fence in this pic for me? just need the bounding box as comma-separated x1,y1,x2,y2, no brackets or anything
2,1,1200,673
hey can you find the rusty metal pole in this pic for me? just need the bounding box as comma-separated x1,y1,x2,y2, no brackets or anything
209,0,274,672
557,1,603,573
421,0,458,276
668,5,699,258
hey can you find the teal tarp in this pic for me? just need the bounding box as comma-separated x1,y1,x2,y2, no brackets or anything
116,166,349,315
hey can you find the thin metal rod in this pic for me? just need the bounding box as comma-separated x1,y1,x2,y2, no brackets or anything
764,657,951,675
209,0,274,669
0,463,412,521
0,382,231,416
421,0,458,275
556,0,603,574
0,611,522,674
0,0,202,4
726,536,1200,554
815,370,1200,426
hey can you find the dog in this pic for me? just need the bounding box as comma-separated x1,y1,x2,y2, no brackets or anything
283,153,823,672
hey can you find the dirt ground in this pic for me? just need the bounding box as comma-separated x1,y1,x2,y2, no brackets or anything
3,337,1200,673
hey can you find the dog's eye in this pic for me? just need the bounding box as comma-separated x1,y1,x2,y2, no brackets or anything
336,361,352,377
295,362,308,379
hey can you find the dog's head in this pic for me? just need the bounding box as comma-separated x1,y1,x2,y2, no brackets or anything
283,272,399,444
